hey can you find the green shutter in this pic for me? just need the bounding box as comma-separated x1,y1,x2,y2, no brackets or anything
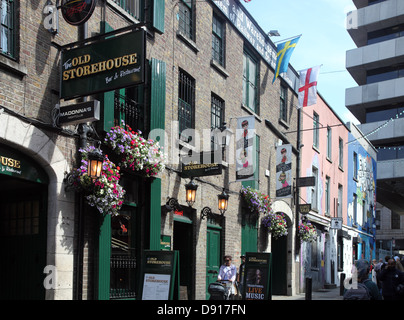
149,58,166,250
98,214,111,300
149,178,162,250
101,22,115,132
150,58,166,145
153,0,165,34
241,136,260,254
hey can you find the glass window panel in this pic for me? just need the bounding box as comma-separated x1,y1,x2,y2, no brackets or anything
110,209,136,300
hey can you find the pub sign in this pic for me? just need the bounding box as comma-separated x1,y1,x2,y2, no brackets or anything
61,0,97,26
60,29,145,100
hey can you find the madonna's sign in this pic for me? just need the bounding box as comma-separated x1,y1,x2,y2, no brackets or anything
58,100,100,125
60,29,145,100
61,0,97,26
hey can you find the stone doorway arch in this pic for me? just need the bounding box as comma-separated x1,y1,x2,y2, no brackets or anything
0,112,75,299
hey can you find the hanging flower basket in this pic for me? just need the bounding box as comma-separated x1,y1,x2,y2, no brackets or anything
298,220,317,243
104,121,165,178
261,212,288,239
240,186,272,215
74,145,125,216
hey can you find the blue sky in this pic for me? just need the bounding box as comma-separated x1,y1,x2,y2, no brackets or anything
243,0,359,124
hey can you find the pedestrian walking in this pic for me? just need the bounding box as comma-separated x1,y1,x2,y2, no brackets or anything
395,256,404,272
343,259,382,300
379,258,404,300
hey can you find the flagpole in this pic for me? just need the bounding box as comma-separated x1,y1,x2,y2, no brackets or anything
273,34,302,44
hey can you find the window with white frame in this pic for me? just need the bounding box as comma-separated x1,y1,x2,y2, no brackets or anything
339,137,344,169
312,166,319,210
325,176,331,216
326,126,332,159
338,184,343,218
313,112,319,149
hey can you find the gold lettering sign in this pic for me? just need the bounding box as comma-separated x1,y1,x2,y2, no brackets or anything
0,155,21,169
62,53,138,81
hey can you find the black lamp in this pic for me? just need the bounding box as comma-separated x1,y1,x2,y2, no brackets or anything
185,178,198,207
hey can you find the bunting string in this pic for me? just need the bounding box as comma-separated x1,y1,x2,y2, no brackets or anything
346,109,404,145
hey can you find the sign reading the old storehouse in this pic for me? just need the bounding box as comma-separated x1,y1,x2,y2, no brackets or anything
60,29,145,100
180,151,223,178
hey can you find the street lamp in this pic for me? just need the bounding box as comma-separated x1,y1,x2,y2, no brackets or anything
268,30,280,37
185,178,198,207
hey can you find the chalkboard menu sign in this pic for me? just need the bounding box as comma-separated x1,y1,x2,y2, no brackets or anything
243,252,272,300
140,251,179,300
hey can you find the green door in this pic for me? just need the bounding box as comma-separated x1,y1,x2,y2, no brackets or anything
241,210,258,255
206,226,221,299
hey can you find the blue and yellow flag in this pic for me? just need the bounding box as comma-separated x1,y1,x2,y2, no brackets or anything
272,35,301,83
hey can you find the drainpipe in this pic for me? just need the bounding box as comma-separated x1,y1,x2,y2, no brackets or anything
75,21,89,300
295,108,302,258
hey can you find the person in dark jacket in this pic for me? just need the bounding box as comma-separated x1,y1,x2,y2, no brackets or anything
379,258,404,300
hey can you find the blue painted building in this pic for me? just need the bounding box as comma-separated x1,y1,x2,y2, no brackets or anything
346,123,377,263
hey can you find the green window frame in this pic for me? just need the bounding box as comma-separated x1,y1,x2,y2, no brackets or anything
280,84,287,122
112,0,142,20
242,50,258,113
110,204,137,300
212,13,224,66
1,0,15,59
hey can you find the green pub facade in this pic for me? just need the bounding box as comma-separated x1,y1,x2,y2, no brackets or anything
0,0,302,300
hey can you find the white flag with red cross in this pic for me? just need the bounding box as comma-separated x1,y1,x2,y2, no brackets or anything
298,65,321,108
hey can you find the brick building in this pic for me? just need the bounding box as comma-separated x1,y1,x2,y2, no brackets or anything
0,0,303,300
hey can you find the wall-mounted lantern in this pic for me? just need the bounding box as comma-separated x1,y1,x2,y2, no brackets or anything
87,144,104,180
185,178,198,207
218,189,229,215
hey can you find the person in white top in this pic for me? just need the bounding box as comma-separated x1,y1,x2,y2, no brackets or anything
217,255,237,296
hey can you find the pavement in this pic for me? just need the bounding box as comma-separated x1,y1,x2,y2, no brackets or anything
272,286,343,300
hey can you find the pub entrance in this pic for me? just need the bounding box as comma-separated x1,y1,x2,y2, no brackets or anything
173,211,194,300
0,146,49,299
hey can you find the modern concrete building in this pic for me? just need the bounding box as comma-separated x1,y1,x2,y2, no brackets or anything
346,0,404,256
